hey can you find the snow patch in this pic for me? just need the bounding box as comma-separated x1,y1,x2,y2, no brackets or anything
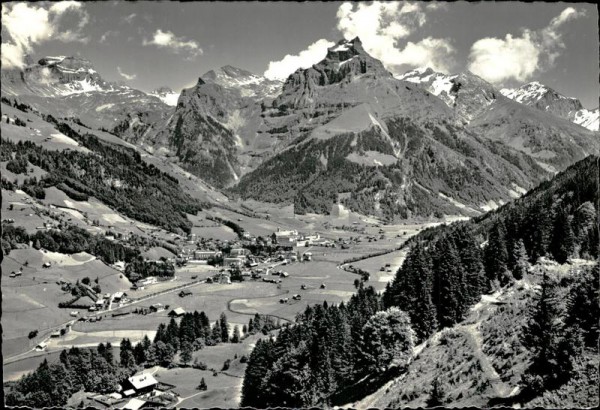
51,133,79,146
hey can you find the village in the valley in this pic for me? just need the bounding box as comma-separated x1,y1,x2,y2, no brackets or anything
2,186,438,408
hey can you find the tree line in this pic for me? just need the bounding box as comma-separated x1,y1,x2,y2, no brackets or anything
241,286,415,407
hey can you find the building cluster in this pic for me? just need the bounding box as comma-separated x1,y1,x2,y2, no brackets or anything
89,372,177,409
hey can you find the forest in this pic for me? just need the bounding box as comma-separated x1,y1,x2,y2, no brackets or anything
241,155,599,407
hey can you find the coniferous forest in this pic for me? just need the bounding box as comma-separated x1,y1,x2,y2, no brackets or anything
241,156,599,407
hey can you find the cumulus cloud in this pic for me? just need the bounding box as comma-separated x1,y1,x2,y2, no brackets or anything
1,1,89,69
264,39,335,80
143,29,203,59
263,1,452,80
336,1,454,73
468,7,585,84
117,66,136,81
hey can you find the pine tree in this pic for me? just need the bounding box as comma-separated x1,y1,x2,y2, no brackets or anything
484,221,509,287
180,341,193,365
511,239,529,280
154,323,166,343
433,238,462,328
211,320,222,343
231,325,241,343
565,264,599,347
119,339,135,368
165,317,180,351
550,208,575,264
220,312,229,342
426,377,445,407
197,377,207,391
521,272,572,395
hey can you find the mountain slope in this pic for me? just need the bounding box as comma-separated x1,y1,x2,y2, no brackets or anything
0,56,174,143
397,68,599,172
232,38,562,219
500,82,599,132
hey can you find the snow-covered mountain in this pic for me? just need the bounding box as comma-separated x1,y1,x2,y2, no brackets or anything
150,86,180,107
202,65,282,100
500,82,599,132
0,56,174,142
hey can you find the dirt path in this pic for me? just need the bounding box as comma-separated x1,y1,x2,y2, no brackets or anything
459,323,514,398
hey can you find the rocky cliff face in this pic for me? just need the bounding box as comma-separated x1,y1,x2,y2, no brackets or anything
232,39,565,219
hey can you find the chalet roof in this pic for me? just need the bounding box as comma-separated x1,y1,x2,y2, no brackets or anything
127,373,158,390
169,307,186,316
123,398,146,410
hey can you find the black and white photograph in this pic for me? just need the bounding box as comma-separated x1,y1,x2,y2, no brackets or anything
1,1,598,409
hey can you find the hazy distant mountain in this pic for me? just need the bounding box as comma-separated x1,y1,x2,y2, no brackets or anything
150,86,180,106
0,56,173,142
500,82,599,132
397,67,599,172
202,65,282,100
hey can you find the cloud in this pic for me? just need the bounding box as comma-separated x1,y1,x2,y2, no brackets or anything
99,30,119,44
468,7,585,84
335,1,454,74
122,13,136,24
1,1,89,69
264,39,335,80
117,66,136,81
143,29,203,59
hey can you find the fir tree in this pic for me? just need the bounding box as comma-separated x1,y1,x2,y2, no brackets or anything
220,312,230,342
550,207,575,264
511,239,529,280
521,272,573,395
484,221,509,287
180,341,193,365
231,325,241,343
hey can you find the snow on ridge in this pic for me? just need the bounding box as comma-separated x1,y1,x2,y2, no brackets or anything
151,91,180,106
574,108,599,131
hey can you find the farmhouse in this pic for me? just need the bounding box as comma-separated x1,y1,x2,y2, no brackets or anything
150,303,165,313
113,292,125,301
122,373,158,395
35,342,48,351
303,252,313,261
168,307,186,317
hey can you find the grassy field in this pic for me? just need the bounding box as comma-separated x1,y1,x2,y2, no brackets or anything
1,248,132,357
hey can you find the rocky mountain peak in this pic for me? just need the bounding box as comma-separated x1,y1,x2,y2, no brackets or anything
500,81,597,130
199,65,282,100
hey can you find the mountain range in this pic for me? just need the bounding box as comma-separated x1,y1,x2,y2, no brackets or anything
1,39,598,221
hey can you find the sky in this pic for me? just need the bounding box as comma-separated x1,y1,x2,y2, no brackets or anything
1,1,598,108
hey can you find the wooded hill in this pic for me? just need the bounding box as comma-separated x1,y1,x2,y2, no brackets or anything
241,155,599,407
1,115,204,234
